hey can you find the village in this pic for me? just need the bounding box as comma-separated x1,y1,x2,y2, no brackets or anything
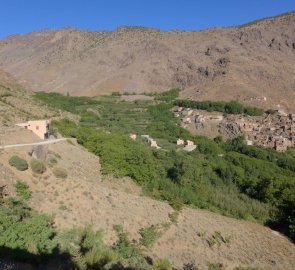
174,106,295,152
11,107,295,153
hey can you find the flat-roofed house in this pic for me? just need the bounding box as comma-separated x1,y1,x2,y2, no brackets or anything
17,120,50,140
130,133,137,140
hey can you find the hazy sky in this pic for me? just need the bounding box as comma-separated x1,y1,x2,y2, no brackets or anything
1,0,294,38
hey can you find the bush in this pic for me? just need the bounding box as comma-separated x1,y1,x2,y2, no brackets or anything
154,258,172,270
169,198,184,211
113,224,149,269
47,157,58,167
53,166,68,179
15,181,31,201
139,225,159,248
168,211,179,223
84,248,118,269
9,156,28,171
31,159,46,174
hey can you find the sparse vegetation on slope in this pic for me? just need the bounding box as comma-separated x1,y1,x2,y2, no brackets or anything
15,180,31,201
0,195,172,269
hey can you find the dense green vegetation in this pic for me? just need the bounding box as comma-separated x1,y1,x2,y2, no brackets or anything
0,198,56,261
34,92,100,114
35,90,295,241
174,100,265,116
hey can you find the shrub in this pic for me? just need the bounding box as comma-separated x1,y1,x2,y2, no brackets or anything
113,224,149,269
206,231,231,248
84,248,118,269
48,157,58,167
15,180,31,201
139,225,160,248
53,166,68,179
169,198,184,211
9,156,28,171
154,258,172,270
31,159,46,174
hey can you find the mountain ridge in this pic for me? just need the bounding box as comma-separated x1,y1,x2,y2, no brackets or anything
0,11,295,111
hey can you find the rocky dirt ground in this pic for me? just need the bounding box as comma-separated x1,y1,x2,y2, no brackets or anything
0,129,294,269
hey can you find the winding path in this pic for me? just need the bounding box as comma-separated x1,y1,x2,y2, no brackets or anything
0,138,67,150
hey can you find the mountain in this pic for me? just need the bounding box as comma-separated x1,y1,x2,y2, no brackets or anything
0,12,294,111
0,69,56,128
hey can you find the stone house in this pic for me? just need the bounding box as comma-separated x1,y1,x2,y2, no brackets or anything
186,140,194,146
275,139,288,152
176,139,185,145
149,139,160,149
16,120,50,140
130,133,137,140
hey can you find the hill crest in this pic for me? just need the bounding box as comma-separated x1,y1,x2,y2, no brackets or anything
0,11,295,111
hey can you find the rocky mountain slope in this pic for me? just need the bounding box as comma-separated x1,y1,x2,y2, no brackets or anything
0,69,56,128
0,12,295,111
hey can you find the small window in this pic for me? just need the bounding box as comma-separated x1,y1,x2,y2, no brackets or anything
36,126,39,130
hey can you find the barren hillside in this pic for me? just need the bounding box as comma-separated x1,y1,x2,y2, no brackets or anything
0,12,295,111
0,69,57,128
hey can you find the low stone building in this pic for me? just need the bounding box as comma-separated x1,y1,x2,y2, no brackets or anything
275,139,288,152
149,139,160,149
130,133,137,140
16,120,50,140
186,140,194,146
176,139,185,145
